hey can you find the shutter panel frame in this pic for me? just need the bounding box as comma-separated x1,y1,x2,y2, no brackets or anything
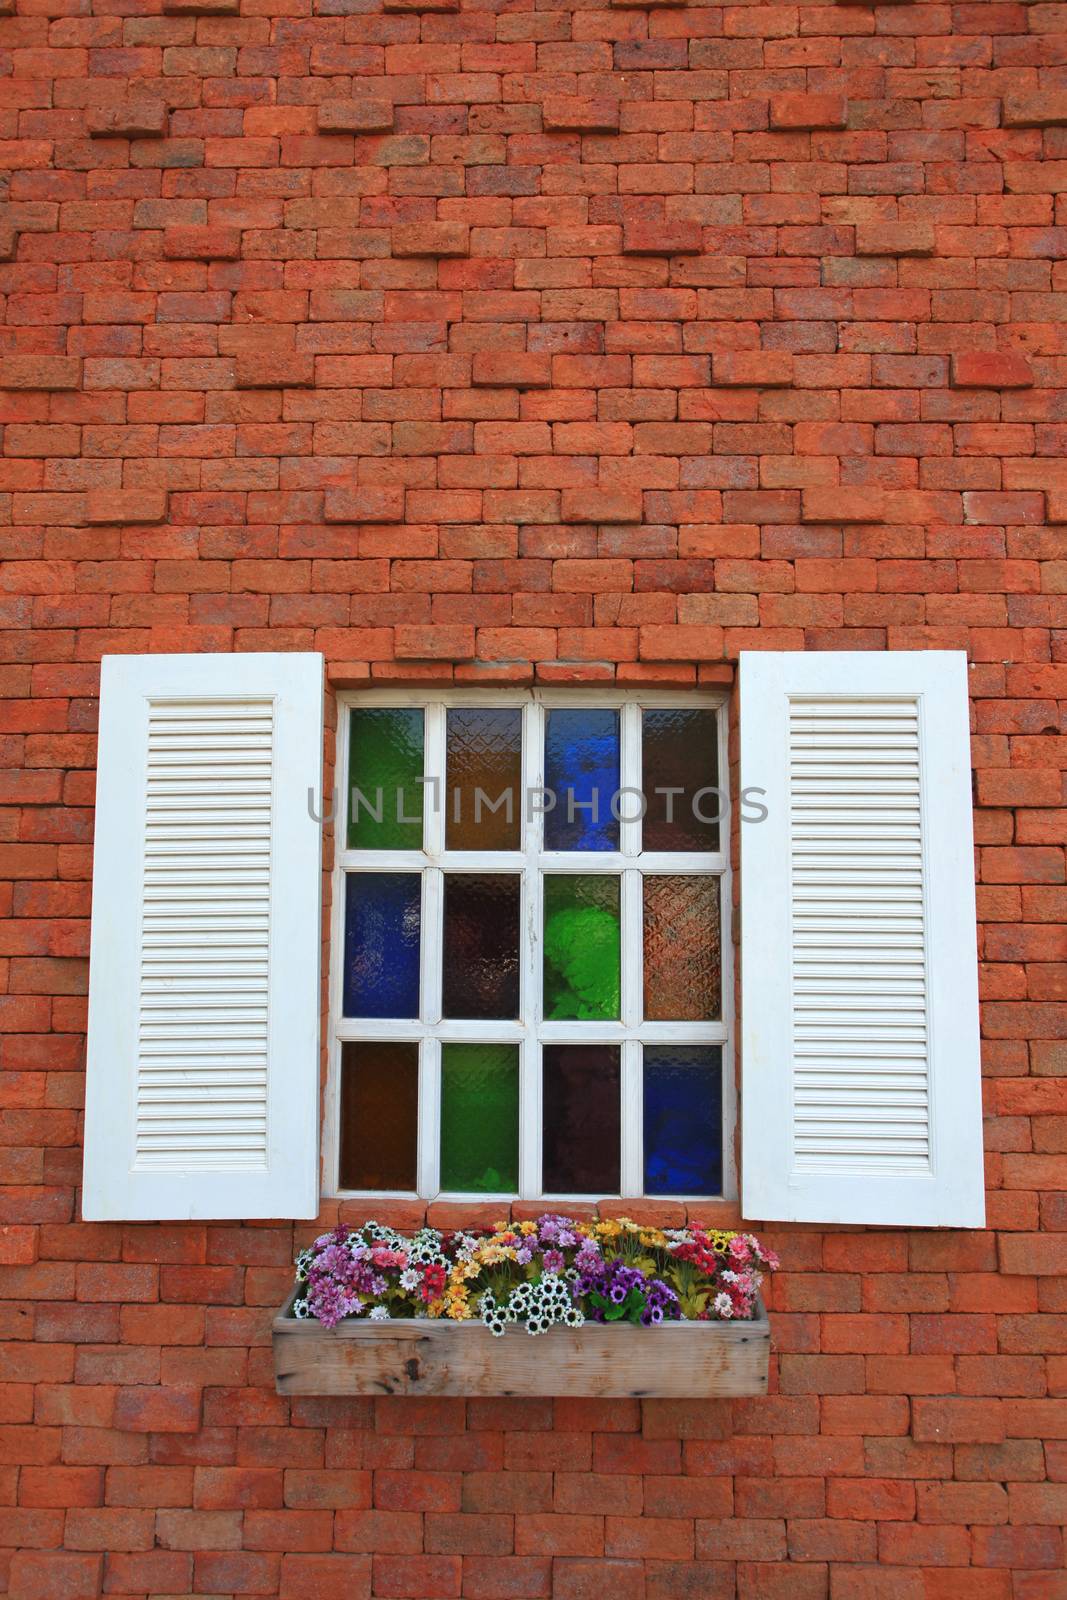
83,652,324,1221
740,650,985,1228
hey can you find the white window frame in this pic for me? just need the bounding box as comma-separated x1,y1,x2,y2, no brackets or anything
323,686,734,1205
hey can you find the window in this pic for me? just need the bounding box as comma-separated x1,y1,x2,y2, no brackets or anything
326,690,733,1203
80,648,985,1227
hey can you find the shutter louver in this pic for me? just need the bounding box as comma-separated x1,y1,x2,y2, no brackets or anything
740,652,985,1228
137,698,274,1169
83,654,323,1221
789,697,929,1175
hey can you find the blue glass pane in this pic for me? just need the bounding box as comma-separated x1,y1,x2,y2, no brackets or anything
343,873,420,1019
544,708,620,851
643,1046,722,1196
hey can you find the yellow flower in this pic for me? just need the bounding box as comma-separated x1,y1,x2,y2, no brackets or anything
519,1220,537,1236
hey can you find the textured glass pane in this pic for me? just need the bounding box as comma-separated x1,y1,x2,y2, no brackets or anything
348,707,424,850
440,1043,519,1193
544,708,620,852
642,709,719,852
442,874,521,1020
340,1040,419,1191
343,872,420,1019
446,708,522,851
643,875,721,1022
644,1046,722,1196
542,1044,620,1195
543,875,620,1020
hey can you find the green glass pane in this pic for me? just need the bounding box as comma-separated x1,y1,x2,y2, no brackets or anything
348,707,424,850
543,874,620,1021
440,1043,519,1194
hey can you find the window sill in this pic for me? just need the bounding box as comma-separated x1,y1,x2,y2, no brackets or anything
272,1292,769,1399
312,1198,745,1240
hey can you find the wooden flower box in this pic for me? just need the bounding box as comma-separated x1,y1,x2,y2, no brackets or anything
272,1292,770,1398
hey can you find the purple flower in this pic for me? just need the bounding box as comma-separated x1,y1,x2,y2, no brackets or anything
308,1278,350,1330
543,1249,564,1275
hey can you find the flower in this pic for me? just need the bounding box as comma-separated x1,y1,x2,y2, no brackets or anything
291,1214,776,1332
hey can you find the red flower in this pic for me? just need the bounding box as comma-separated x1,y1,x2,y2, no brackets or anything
420,1264,447,1303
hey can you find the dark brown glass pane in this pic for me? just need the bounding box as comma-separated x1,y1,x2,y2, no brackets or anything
542,1044,620,1195
339,1040,418,1191
643,875,721,1021
642,708,720,852
442,874,521,1019
446,708,522,851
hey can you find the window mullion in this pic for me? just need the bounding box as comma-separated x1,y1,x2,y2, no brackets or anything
419,1035,441,1200
521,699,543,1197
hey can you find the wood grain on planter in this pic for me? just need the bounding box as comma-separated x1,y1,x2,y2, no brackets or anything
273,1292,770,1398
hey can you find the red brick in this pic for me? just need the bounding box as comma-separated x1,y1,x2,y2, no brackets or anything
235,355,315,389
317,101,394,133
801,487,886,524
8,1554,103,1600
713,351,795,387
0,357,82,392
561,489,643,524
324,488,406,524
472,353,552,389
770,94,848,130
543,99,621,132
393,223,470,258
622,222,703,256
84,491,167,526
279,1555,371,1600
86,102,168,139
951,352,1035,389
0,1225,38,1265
1002,95,1067,128
163,226,242,261
370,1556,462,1597
855,223,936,257
911,1397,1006,1444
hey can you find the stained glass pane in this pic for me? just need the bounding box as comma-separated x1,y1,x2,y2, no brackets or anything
542,1044,620,1194
643,1046,722,1196
440,1043,519,1193
642,709,719,852
643,875,721,1021
343,872,420,1019
446,708,522,851
544,708,620,852
543,875,620,1020
340,1040,419,1191
442,874,521,1019
348,707,424,850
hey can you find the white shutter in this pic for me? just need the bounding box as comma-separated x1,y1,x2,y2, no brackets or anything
740,651,984,1227
82,653,324,1221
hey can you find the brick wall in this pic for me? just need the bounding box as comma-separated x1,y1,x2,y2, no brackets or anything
1,0,1066,1594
